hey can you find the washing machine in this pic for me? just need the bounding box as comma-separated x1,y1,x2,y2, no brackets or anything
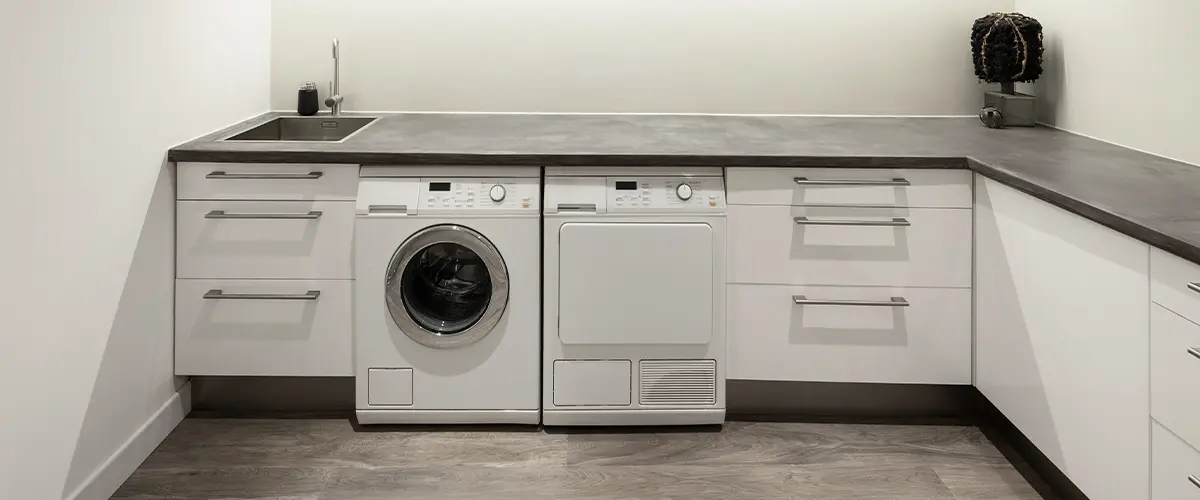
354,166,540,424
543,167,727,426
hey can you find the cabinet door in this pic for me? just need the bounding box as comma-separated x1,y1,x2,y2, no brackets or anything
975,176,1150,500
728,284,971,384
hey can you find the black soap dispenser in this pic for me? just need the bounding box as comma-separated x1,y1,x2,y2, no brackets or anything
297,82,320,116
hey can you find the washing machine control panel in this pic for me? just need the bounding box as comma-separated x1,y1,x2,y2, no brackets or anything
607,177,726,213
419,178,539,212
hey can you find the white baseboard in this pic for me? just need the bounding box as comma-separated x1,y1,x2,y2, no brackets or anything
543,408,726,426
64,381,192,500
355,409,540,425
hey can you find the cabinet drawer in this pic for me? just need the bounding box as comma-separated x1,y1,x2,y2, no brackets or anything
1152,248,1200,326
175,279,352,376
726,168,972,208
727,284,971,384
1151,304,1200,450
728,205,971,287
177,201,353,279
1152,422,1200,500
178,163,357,200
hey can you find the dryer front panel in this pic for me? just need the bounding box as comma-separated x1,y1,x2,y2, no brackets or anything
558,222,714,345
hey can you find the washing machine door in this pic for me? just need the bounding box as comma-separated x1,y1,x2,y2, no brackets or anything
384,224,509,349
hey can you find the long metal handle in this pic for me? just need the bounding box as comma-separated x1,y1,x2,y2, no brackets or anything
1189,475,1200,489
206,171,323,180
203,289,320,301
368,205,408,214
793,296,910,307
794,177,910,187
205,210,322,219
557,203,597,212
1189,282,1200,294
794,216,910,227
1188,348,1200,361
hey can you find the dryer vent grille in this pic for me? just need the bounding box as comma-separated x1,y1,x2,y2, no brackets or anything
638,359,717,406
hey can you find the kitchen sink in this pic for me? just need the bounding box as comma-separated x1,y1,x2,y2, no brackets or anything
221,116,378,142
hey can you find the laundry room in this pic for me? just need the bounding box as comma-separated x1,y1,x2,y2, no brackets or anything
4,1,1200,500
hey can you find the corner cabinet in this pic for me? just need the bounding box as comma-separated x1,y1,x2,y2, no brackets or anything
974,176,1150,500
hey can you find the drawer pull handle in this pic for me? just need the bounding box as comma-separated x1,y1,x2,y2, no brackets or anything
794,216,911,227
557,203,598,212
205,210,322,220
203,289,321,301
1189,282,1200,294
1188,348,1200,361
368,204,408,214
793,296,910,307
794,177,910,187
1190,475,1200,489
207,171,323,180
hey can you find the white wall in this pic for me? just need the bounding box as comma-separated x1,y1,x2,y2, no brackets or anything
1017,0,1200,165
0,1,270,499
272,0,1010,115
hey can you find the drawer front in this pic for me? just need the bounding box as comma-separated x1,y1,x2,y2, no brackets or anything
175,279,352,376
1152,248,1200,326
1151,304,1200,450
177,201,353,279
726,168,972,208
1152,422,1200,500
728,205,971,287
727,284,971,384
178,163,358,200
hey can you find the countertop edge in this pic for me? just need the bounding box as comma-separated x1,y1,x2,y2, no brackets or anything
165,150,970,169
165,113,1200,267
966,158,1200,264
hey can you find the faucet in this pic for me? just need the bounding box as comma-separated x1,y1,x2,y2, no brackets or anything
324,38,344,116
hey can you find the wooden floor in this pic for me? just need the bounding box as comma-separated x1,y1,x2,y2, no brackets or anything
112,416,1044,500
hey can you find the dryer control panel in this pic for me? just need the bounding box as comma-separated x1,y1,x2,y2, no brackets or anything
544,176,725,214
608,177,725,213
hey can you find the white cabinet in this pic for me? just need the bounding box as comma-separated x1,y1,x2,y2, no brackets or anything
176,200,354,279
1151,248,1200,327
725,167,972,385
178,162,358,200
1152,422,1200,500
728,284,971,383
975,176,1150,500
175,279,353,376
726,168,972,208
728,205,971,287
1151,304,1200,452
174,162,358,377
1150,247,1200,472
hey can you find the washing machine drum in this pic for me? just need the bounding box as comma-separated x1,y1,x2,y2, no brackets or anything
385,224,509,349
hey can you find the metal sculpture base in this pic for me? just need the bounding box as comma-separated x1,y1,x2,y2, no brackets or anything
983,91,1036,127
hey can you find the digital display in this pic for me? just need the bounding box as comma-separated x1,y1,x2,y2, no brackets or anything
615,181,638,191
429,182,451,192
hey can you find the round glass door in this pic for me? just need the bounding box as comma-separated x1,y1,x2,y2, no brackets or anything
384,225,509,349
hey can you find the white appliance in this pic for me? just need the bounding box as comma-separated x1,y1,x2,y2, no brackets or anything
354,166,541,424
542,167,727,426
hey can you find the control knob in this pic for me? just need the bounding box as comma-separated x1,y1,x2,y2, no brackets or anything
489,184,506,202
675,183,693,201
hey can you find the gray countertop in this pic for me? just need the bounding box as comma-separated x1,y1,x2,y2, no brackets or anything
170,112,1200,265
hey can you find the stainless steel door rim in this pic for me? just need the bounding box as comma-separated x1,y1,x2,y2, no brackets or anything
384,224,509,349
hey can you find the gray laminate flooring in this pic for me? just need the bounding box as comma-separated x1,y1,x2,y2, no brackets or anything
111,417,1044,500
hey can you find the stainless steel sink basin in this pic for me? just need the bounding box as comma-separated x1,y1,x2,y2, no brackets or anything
221,116,378,142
